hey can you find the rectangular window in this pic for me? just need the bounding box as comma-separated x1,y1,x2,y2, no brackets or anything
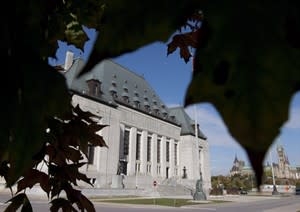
86,79,101,96
147,136,151,162
124,130,130,156
87,144,95,164
136,133,141,160
166,141,170,162
157,138,161,163
175,143,178,165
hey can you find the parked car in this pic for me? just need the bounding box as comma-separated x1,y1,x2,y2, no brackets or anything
295,187,300,195
240,189,248,195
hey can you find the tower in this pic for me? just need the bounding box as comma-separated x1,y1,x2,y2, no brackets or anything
277,145,290,178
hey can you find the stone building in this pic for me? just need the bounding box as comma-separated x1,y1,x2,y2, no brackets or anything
60,53,211,193
229,145,300,180
229,155,254,176
271,145,299,179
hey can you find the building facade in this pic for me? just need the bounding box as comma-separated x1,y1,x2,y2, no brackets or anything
229,155,253,176
229,146,300,180
271,145,299,179
61,54,211,193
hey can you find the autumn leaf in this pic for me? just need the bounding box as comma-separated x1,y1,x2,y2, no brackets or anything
17,169,50,195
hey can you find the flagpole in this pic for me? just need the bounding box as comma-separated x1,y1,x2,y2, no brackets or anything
194,105,198,139
269,149,279,195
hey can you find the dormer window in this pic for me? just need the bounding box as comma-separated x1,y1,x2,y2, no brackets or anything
145,105,150,112
109,86,117,98
86,79,101,96
122,92,129,103
170,115,176,121
153,105,159,115
162,109,168,119
123,81,128,92
144,101,150,112
133,96,140,108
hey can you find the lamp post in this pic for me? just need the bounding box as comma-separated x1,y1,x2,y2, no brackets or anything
269,150,279,195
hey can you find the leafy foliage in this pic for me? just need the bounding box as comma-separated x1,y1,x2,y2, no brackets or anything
182,1,300,187
2,1,300,210
211,174,256,193
167,11,205,62
3,104,107,211
3,0,108,210
5,193,33,212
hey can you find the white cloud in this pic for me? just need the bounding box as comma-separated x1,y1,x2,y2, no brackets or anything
166,103,246,148
185,104,241,148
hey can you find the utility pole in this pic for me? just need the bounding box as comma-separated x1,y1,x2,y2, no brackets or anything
269,150,279,195
194,105,198,139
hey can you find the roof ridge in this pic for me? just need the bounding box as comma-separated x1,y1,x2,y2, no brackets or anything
106,59,146,80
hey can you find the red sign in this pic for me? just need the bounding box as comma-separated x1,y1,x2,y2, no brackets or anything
153,180,157,187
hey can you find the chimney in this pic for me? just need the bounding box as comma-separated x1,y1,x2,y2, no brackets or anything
64,51,74,70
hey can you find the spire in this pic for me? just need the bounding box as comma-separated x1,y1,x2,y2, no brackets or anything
234,154,238,163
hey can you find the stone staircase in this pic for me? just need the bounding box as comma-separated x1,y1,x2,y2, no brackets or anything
155,177,194,197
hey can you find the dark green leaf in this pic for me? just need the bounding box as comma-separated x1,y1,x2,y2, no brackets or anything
78,0,201,76
184,1,300,187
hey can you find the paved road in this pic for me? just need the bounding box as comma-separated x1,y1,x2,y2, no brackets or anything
1,192,299,212
186,195,300,212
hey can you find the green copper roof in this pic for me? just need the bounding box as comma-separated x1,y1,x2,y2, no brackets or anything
168,107,207,140
63,58,178,124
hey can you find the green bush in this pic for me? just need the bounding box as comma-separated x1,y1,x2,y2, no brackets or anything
210,188,223,195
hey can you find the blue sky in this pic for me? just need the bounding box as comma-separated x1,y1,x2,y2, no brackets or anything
49,27,300,176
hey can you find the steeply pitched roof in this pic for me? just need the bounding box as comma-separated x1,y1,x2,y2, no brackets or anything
234,154,239,163
168,107,207,140
62,58,179,125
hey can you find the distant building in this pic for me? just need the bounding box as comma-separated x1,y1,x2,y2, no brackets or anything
229,145,300,180
267,145,299,180
229,155,253,176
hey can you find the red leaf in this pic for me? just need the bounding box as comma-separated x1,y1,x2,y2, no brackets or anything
17,169,50,195
167,31,199,63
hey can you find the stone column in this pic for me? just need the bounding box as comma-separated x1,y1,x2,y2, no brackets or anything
151,134,157,177
169,139,175,178
198,146,202,179
119,124,125,161
127,127,136,176
140,130,148,174
161,136,167,178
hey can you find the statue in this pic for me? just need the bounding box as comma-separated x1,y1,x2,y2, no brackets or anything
193,172,207,200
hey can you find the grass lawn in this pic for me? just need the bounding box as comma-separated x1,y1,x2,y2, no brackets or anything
98,198,229,207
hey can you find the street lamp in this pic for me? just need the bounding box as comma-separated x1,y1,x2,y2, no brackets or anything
269,150,279,195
